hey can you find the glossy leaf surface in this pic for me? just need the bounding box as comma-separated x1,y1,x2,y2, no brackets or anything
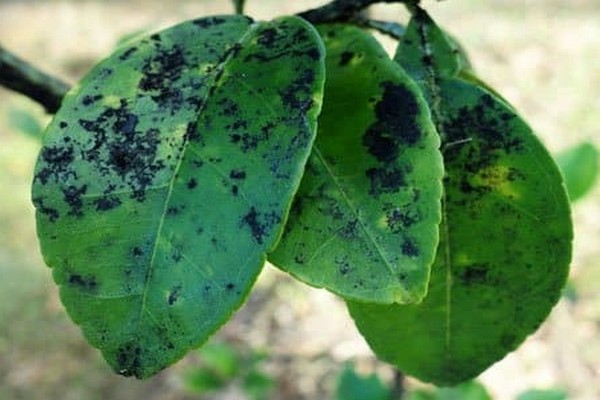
349,77,572,385
32,15,325,377
270,24,443,303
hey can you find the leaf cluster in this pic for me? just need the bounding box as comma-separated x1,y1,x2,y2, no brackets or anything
31,3,573,387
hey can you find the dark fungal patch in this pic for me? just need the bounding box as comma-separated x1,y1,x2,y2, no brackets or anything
339,51,354,66
225,282,235,291
36,144,75,185
366,166,406,196
138,45,186,109
257,27,278,47
77,100,165,202
94,195,121,211
229,170,246,180
167,285,182,305
386,206,421,233
187,178,198,189
119,46,138,61
241,207,281,245
460,263,489,285
192,15,234,29
116,342,143,377
33,197,59,222
62,184,88,217
82,94,103,106
363,82,422,163
68,273,98,292
442,89,524,200
401,237,419,257
281,69,316,112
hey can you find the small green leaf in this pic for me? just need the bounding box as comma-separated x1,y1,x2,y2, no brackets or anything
336,364,391,400
396,7,461,81
348,79,572,385
32,15,325,378
407,380,492,400
198,342,239,379
517,389,567,400
555,141,599,202
243,369,274,400
269,24,443,303
8,106,44,140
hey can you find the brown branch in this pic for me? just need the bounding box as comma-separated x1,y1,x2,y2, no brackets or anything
298,0,418,24
0,45,70,113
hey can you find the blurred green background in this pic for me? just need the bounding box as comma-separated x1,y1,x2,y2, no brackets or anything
1,1,599,399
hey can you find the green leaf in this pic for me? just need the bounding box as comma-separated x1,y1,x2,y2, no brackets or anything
396,7,461,82
8,106,44,140
516,389,567,400
407,380,492,400
269,24,443,304
242,369,274,400
32,15,325,378
348,78,572,385
335,364,391,400
198,342,240,379
555,141,599,202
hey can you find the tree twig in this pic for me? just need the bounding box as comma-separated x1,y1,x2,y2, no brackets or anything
349,16,406,40
0,45,70,113
299,0,419,24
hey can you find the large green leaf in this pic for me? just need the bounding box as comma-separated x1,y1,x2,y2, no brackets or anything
348,9,572,385
32,15,325,378
269,24,443,303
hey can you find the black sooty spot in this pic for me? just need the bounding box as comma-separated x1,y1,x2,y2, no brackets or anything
32,197,60,222
257,27,278,47
460,264,489,285
62,184,88,217
82,94,103,107
36,145,75,185
229,170,246,180
339,51,354,66
119,46,138,61
386,207,421,233
366,166,406,196
168,285,181,305
401,237,419,257
94,195,121,211
192,16,232,28
442,92,523,200
187,178,197,189
242,207,281,245
116,342,143,378
363,82,422,162
68,274,98,292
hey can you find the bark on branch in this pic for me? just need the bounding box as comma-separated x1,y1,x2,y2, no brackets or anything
0,45,70,113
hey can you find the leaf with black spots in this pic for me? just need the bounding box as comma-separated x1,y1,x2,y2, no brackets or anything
32,15,325,378
348,77,572,386
269,25,443,304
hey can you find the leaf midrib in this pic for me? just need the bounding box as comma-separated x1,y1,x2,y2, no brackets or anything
311,147,398,283
136,22,262,335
